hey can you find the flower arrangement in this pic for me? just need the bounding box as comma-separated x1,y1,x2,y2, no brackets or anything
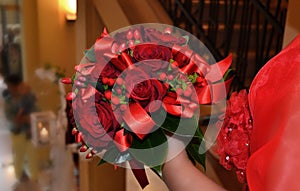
62,24,233,188
216,90,253,183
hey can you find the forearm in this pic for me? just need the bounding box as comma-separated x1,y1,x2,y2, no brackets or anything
162,150,225,191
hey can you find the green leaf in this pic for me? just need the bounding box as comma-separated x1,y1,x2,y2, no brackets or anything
71,74,76,84
129,129,168,168
186,127,206,169
168,63,172,71
97,158,107,166
223,68,233,81
98,146,132,166
103,85,108,90
181,81,187,90
84,47,96,63
98,147,119,166
182,35,190,46
151,164,163,178
160,113,199,138
186,143,206,169
129,49,134,57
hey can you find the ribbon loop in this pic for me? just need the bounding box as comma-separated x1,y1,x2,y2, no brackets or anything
122,102,156,140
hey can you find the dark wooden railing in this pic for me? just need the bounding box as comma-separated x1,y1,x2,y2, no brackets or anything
159,0,288,89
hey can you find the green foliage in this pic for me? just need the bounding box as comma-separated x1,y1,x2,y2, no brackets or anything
97,146,132,166
129,129,168,168
84,46,96,63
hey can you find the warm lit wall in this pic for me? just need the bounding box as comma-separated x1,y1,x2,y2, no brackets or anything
21,0,79,111
283,0,300,47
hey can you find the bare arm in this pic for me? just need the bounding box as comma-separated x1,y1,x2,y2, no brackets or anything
162,137,225,191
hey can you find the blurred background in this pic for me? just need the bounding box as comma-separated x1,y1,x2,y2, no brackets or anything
0,0,299,190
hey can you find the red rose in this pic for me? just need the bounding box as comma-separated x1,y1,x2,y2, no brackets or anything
133,44,172,62
172,47,193,68
73,89,120,149
133,44,171,72
124,68,167,112
101,62,120,78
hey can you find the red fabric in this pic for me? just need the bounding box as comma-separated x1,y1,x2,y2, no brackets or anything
247,35,300,190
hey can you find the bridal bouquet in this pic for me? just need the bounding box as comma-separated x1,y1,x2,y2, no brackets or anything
62,24,232,188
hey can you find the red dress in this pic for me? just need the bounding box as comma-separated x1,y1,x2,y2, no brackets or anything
247,35,300,190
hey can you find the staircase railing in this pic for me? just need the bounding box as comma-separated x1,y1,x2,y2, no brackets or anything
159,0,288,89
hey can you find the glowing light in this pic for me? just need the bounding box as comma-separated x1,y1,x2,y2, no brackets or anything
65,0,77,21
6,165,15,176
40,127,49,143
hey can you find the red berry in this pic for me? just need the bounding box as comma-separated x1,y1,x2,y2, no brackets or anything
196,77,204,83
164,27,172,34
66,92,76,100
118,43,126,52
74,80,84,87
60,77,72,84
111,96,120,105
108,78,115,86
167,75,174,81
111,43,119,54
72,127,79,135
126,30,133,40
116,78,123,86
102,77,108,84
159,72,167,81
183,87,192,97
104,90,112,100
85,152,93,159
128,40,135,48
78,76,87,82
134,30,140,40
176,88,183,95
120,104,128,111
91,150,97,154
114,165,118,170
80,145,89,152
115,88,122,95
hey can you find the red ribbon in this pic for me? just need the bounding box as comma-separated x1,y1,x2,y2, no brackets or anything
206,54,232,82
122,102,156,140
129,160,149,189
114,128,133,152
162,92,198,118
121,52,134,68
181,54,210,76
80,85,97,101
104,53,128,71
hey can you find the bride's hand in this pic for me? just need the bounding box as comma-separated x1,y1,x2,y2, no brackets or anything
162,135,226,191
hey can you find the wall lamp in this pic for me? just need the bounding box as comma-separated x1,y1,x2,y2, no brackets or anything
65,0,77,21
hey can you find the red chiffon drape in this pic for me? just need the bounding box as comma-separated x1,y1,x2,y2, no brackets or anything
247,35,300,190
